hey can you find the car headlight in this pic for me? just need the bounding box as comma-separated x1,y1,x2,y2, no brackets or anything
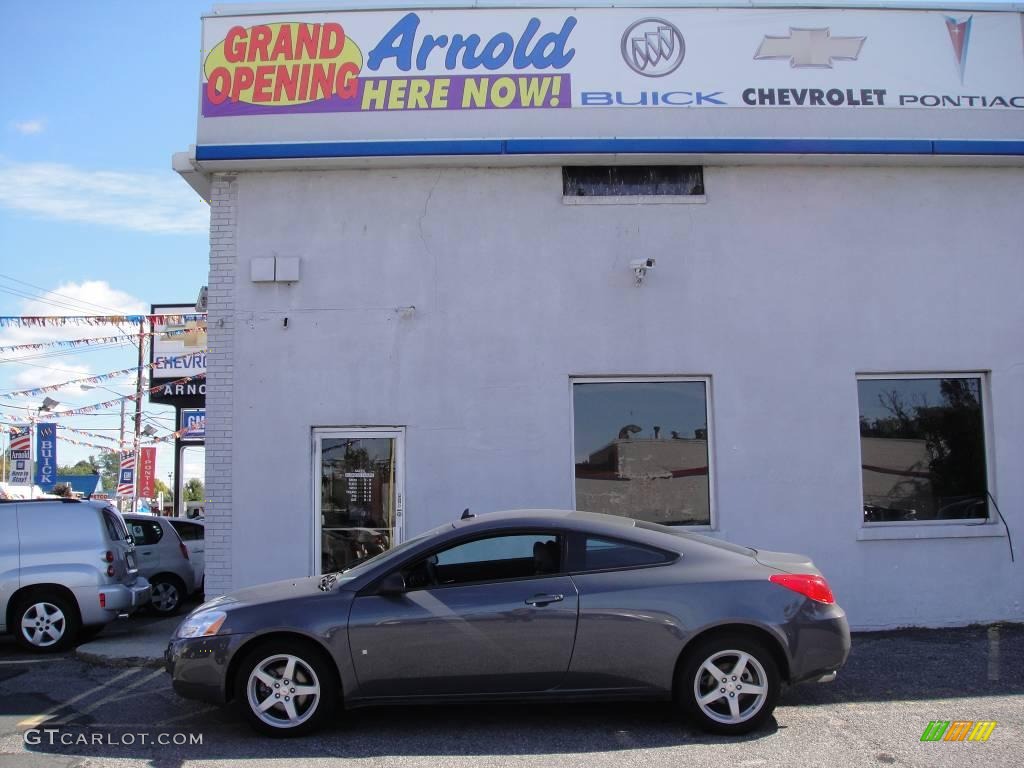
176,610,227,638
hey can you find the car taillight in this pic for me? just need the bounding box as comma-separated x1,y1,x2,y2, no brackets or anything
107,565,115,577
180,542,190,561
769,573,835,604
99,593,106,608
103,551,114,563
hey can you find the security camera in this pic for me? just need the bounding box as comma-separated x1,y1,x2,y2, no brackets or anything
630,258,656,286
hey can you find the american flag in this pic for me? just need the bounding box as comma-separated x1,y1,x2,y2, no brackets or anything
8,426,30,454
117,453,135,497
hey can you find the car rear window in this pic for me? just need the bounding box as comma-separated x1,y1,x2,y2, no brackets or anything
172,521,203,541
581,536,671,570
635,520,756,556
102,509,128,542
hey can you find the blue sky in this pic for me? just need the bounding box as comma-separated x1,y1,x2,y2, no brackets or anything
0,1,215,488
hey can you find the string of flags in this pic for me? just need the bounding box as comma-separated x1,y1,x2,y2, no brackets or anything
0,313,206,328
0,353,206,400
38,372,206,418
1,421,189,451
0,327,194,355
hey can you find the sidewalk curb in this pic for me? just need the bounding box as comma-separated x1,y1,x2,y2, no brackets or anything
73,647,165,669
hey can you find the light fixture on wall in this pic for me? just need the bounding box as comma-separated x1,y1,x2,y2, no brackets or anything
631,258,656,286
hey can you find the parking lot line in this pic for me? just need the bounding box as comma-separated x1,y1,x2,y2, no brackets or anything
0,658,69,665
73,668,166,718
153,704,220,727
17,668,138,728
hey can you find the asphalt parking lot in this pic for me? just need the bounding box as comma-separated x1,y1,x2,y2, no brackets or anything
0,623,1020,768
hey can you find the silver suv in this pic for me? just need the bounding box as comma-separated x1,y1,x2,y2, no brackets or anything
123,514,196,616
1,498,151,652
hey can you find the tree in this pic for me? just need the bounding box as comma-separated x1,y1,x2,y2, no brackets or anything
184,478,205,502
94,452,121,492
153,478,172,502
57,459,100,476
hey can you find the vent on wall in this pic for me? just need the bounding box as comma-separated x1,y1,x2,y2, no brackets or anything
563,165,704,197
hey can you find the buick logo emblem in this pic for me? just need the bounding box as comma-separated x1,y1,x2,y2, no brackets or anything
621,18,685,77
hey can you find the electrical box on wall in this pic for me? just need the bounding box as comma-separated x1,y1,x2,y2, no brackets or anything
251,258,275,282
276,257,300,282
251,257,300,283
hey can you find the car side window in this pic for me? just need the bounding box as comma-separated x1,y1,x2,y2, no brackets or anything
579,536,671,571
404,533,562,589
129,520,163,546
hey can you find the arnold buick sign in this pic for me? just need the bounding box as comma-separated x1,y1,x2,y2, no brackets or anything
193,5,1024,150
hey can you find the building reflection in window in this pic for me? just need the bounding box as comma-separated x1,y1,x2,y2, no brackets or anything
573,380,711,526
858,376,988,522
320,437,395,573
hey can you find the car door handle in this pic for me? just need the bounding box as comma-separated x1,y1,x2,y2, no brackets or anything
525,594,564,607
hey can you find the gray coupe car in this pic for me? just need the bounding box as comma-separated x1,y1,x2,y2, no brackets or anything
166,510,850,737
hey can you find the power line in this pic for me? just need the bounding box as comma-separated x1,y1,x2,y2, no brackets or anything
0,274,130,314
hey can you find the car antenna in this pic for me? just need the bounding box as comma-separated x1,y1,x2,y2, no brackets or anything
461,508,474,520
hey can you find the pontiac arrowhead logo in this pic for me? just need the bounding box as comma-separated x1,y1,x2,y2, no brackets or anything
754,28,866,68
945,16,972,84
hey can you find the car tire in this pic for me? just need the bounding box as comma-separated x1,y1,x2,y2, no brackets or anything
149,575,186,616
234,640,338,737
677,633,780,735
13,592,81,653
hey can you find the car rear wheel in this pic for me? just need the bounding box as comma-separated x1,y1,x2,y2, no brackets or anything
150,575,186,615
14,592,80,653
235,641,337,737
678,633,780,734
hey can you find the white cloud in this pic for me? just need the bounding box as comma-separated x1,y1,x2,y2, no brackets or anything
10,119,45,135
0,162,208,234
12,363,92,391
0,280,148,359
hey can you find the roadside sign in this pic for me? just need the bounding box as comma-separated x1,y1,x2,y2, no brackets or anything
180,408,206,441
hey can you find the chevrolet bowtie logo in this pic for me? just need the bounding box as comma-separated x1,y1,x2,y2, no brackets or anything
755,28,866,68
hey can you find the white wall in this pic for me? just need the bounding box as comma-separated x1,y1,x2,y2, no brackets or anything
209,163,1024,629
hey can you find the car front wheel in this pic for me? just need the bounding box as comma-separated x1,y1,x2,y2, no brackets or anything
678,633,780,734
235,641,337,737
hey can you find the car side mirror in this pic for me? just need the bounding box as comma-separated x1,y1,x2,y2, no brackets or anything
377,571,406,596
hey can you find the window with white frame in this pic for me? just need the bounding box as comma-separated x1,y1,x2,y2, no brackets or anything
572,379,712,526
857,375,990,523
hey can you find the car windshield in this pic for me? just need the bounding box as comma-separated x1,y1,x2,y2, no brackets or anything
334,523,453,578
635,520,756,556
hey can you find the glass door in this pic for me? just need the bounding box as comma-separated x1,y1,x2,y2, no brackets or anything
313,428,404,575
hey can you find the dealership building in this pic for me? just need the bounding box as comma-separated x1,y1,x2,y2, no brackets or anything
175,1,1023,629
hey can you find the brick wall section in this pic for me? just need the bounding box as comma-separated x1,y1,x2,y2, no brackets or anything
204,175,237,596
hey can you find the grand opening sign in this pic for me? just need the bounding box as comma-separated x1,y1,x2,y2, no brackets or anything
202,14,577,116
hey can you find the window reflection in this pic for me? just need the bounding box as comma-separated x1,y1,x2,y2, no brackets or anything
858,377,988,522
573,381,711,525
320,437,395,573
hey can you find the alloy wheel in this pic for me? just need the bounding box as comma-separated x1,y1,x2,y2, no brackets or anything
693,648,769,725
246,653,322,729
152,581,180,613
20,602,67,648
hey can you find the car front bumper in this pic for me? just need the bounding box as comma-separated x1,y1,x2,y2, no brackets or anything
165,632,252,705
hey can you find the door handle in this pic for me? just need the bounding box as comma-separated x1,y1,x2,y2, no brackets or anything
525,594,564,607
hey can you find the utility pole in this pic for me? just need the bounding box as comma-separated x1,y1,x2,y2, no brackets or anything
132,318,146,513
